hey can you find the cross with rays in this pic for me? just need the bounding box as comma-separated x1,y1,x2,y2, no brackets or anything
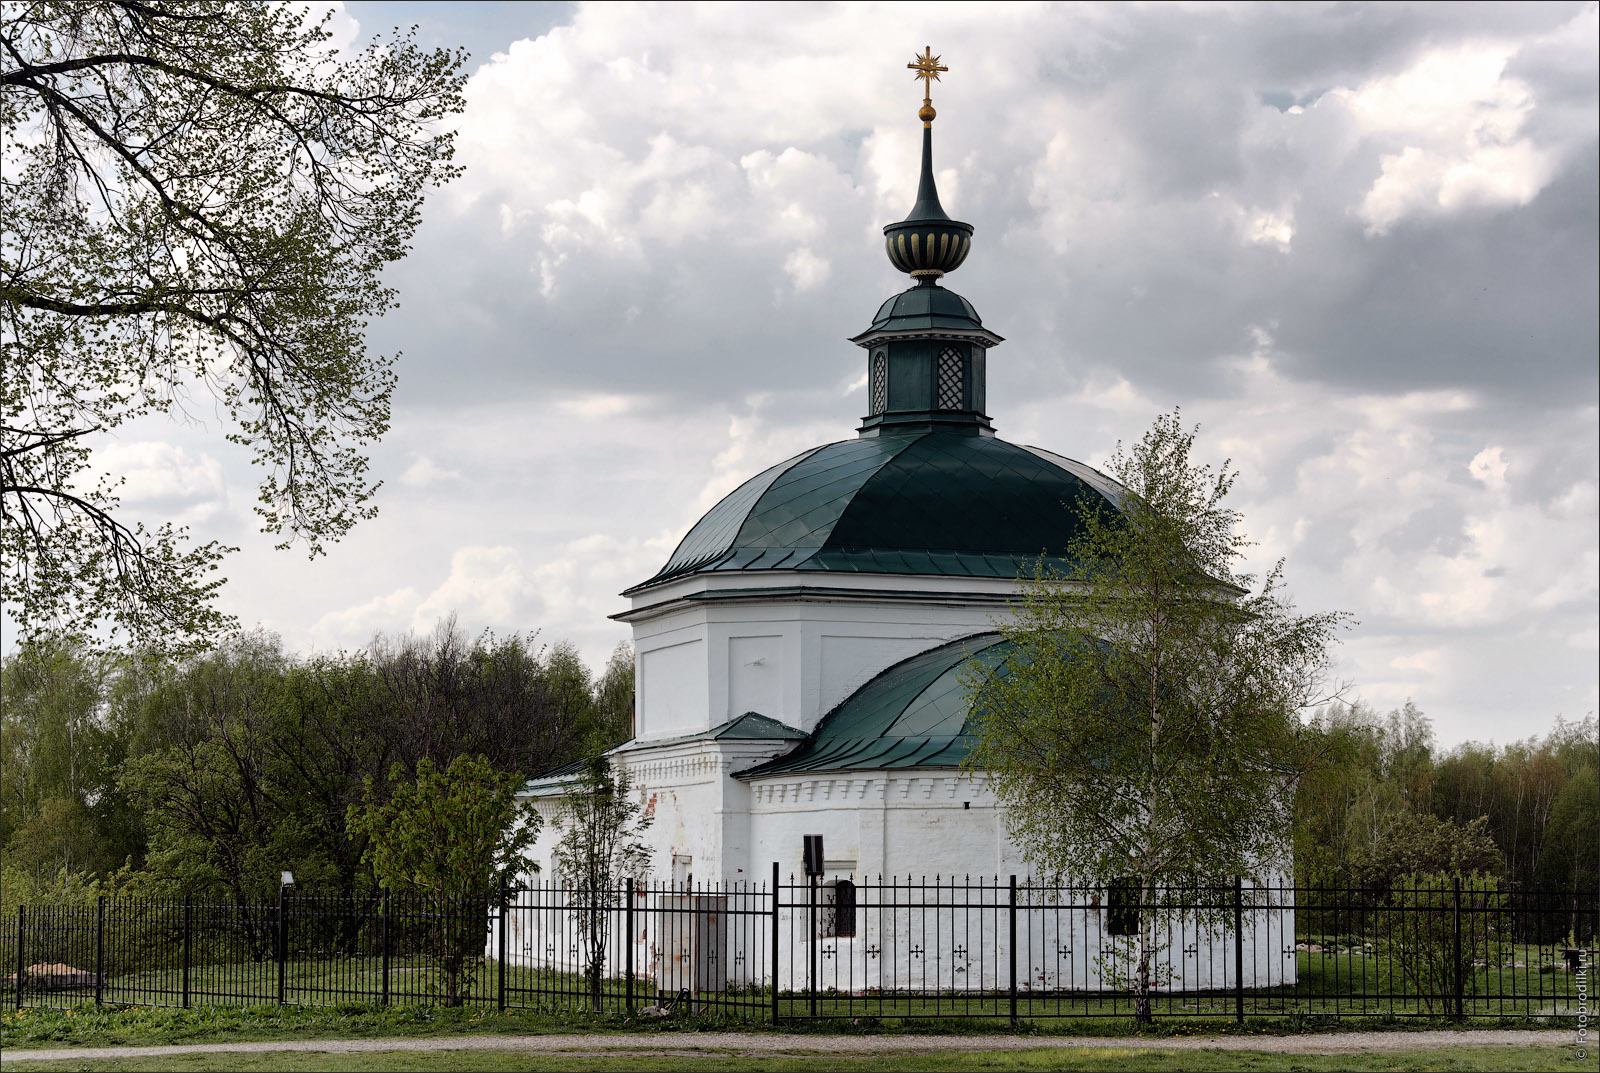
907,46,947,107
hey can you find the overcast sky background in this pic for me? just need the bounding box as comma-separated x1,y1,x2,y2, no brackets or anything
61,1,1599,747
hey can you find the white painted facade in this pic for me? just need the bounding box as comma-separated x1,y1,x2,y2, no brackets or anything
508,568,1297,994
624,569,1021,742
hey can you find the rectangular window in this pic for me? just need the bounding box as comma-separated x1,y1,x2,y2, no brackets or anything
824,879,857,938
1107,876,1141,936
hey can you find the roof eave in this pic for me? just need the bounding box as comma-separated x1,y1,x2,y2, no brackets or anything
849,326,1004,348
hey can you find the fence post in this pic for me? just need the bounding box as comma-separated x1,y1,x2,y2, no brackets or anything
94,896,105,1006
182,896,192,1009
492,876,505,1010
771,862,780,1026
1233,877,1245,1024
624,878,635,1015
1452,875,1464,1021
380,889,391,1007
15,906,25,1010
276,884,287,1006
1008,875,1018,1028
808,873,818,1018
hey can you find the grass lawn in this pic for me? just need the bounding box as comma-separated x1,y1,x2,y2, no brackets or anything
13,948,1584,1022
0,1043,1584,1072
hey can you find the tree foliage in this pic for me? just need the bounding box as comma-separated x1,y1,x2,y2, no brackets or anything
1,1,466,648
970,410,1347,1020
1294,700,1598,918
0,622,601,916
347,753,538,1006
0,635,138,880
348,754,539,899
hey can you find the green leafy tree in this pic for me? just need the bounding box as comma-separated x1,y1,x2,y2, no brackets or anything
0,637,138,879
347,754,539,1006
552,755,653,1012
1293,701,1409,892
1,1,466,649
1538,762,1599,941
117,631,302,951
587,642,635,751
1347,810,1503,894
970,410,1347,1021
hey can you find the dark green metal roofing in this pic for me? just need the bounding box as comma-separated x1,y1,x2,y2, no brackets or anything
613,711,808,753
854,281,989,340
631,432,1125,593
737,633,1012,778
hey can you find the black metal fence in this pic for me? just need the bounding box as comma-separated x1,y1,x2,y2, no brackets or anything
4,871,1593,1023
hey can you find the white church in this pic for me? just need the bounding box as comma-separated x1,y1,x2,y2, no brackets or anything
513,59,1293,996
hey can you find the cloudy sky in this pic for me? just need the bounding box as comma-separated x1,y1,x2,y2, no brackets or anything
64,2,1600,746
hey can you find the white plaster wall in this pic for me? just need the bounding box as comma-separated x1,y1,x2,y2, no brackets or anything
505,763,1295,995
626,571,1023,740
727,635,783,718
637,633,709,739
744,772,1296,992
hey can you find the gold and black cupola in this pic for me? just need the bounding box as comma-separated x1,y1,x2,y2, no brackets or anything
854,48,1002,437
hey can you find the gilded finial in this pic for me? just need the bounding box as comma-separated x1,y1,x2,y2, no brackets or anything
907,46,947,127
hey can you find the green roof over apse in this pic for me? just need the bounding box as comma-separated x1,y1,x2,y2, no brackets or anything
736,632,1012,778
629,433,1126,593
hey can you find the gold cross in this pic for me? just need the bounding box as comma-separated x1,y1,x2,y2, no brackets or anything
907,46,947,105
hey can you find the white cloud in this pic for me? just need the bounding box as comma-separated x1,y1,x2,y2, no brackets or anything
413,545,535,629
1331,35,1587,233
308,586,422,651
1469,446,1509,491
400,455,463,488
93,441,229,524
784,248,831,292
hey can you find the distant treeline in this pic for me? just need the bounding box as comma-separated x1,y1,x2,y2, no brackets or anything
1,623,632,909
4,631,1595,912
1295,700,1597,901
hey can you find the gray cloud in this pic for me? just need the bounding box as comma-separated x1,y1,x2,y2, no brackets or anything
36,1,1587,749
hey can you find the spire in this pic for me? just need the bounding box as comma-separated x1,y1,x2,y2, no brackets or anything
854,48,1001,439
905,46,951,223
883,46,972,280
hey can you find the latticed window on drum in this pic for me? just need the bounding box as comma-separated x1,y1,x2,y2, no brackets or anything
937,346,963,409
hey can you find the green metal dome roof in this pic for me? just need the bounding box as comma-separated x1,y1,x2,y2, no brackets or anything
630,432,1126,592
737,632,1012,777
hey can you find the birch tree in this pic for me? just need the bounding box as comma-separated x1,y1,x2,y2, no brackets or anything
970,410,1347,1021
552,755,652,1012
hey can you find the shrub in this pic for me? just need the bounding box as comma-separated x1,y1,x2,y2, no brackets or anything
1374,872,1504,1017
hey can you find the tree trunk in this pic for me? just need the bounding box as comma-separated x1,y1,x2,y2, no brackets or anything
588,894,605,1012
1135,879,1154,1023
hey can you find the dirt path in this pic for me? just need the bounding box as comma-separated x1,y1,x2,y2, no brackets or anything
0,1028,1572,1063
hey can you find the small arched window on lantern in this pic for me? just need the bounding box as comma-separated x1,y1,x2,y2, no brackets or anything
823,879,857,938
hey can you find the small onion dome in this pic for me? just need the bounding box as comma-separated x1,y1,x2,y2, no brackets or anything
884,218,973,279
884,125,973,280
